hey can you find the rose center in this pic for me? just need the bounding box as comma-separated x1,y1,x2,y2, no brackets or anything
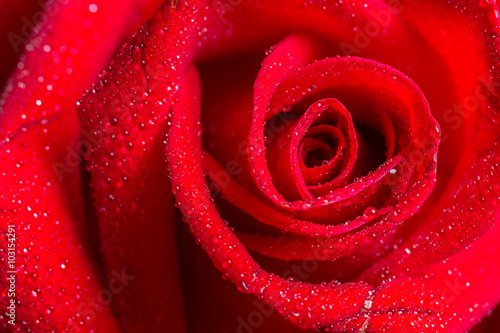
300,125,345,169
289,99,358,192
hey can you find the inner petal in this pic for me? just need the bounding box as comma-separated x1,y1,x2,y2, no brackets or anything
301,130,342,168
289,98,358,200
300,126,344,179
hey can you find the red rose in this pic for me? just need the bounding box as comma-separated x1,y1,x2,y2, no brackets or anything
2,0,500,332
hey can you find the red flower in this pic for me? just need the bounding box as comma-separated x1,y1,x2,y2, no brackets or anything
2,1,500,332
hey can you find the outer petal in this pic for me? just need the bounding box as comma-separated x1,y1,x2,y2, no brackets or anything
341,214,500,333
76,1,213,331
0,0,158,331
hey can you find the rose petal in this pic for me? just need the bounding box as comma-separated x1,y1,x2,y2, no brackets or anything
167,64,376,330
76,2,215,331
0,0,150,331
